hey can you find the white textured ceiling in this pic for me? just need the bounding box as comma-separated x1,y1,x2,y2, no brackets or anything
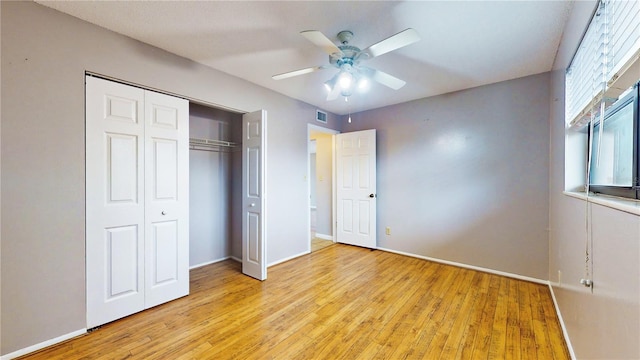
36,1,573,115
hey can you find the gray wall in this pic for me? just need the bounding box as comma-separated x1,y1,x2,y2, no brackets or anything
549,1,640,358
344,73,550,280
0,1,341,355
188,104,241,268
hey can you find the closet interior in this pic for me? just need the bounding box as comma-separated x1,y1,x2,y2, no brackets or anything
188,103,243,268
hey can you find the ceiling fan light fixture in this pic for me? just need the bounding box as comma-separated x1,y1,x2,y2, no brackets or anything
274,28,420,103
324,79,334,92
340,88,353,97
338,71,354,90
324,73,340,93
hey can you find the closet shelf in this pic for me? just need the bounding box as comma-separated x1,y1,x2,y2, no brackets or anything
189,137,238,152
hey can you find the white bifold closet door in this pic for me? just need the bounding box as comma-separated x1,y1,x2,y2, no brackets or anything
86,76,189,328
242,110,267,281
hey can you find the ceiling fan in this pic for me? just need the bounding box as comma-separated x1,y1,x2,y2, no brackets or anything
272,28,420,101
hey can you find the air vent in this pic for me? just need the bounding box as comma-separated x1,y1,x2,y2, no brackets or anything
316,109,327,123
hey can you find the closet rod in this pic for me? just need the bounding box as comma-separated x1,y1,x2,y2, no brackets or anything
189,137,237,147
189,145,237,153
189,137,238,153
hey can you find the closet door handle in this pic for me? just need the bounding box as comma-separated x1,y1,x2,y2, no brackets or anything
250,203,256,207
161,211,166,215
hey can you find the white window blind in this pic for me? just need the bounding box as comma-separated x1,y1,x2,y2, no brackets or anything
566,0,640,129
607,0,640,92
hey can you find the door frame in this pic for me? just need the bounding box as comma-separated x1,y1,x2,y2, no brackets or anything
307,124,339,253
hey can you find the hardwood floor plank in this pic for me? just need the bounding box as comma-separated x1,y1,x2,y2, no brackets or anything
369,260,440,359
422,269,477,359
529,282,559,360
455,271,492,359
488,277,509,359
505,279,522,359
372,261,440,359
17,245,569,360
311,238,334,252
537,286,571,359
437,271,483,359
470,274,501,358
518,277,539,359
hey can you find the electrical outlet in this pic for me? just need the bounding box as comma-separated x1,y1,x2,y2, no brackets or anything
385,227,391,235
558,270,562,285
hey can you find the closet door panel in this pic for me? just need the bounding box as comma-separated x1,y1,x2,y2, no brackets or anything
144,90,189,309
86,76,145,328
106,225,140,297
152,138,178,200
150,220,179,284
107,133,139,203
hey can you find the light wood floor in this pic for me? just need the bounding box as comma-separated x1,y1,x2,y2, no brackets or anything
311,238,334,252
20,244,569,359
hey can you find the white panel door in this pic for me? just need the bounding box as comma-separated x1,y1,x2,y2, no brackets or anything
144,90,189,308
242,110,267,280
336,129,377,249
86,76,145,328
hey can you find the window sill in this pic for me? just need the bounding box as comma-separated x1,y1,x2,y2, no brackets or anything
563,191,640,216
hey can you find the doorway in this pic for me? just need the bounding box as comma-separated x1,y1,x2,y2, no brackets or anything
308,124,338,252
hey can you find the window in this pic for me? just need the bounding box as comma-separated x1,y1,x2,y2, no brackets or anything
566,0,640,200
588,83,639,199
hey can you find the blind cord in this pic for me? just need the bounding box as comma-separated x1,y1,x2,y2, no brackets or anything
584,102,595,291
581,0,610,292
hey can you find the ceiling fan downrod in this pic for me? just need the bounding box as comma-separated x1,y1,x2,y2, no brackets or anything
337,30,354,45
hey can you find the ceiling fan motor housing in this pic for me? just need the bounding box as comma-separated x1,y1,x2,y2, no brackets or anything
337,30,354,44
330,45,361,68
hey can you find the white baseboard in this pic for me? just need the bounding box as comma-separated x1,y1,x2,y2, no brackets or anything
1,328,86,360
377,247,547,285
230,256,241,263
548,283,577,360
267,251,308,267
189,256,231,270
314,233,334,241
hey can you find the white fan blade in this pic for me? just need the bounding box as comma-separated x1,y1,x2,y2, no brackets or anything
301,30,344,57
361,28,420,59
326,84,341,101
359,67,406,90
272,65,329,80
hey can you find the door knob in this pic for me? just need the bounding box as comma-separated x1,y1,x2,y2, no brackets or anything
369,194,376,198
250,203,256,207
161,211,166,215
